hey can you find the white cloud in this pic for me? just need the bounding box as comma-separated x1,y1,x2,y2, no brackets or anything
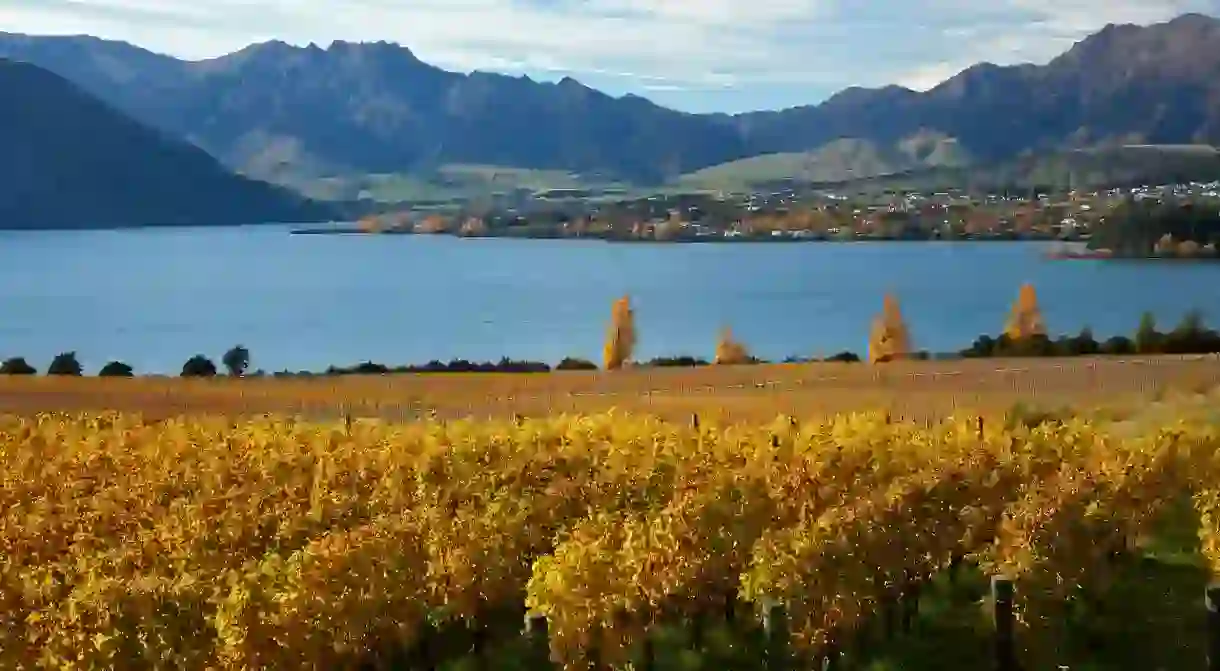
894,62,970,91
0,0,1217,111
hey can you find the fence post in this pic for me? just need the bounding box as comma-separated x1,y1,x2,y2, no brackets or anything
763,602,789,671
470,619,488,671
640,632,655,671
901,568,919,633
1207,584,1220,671
821,639,841,671
991,576,1018,671
408,622,434,670
524,613,551,668
691,413,700,430
977,416,984,440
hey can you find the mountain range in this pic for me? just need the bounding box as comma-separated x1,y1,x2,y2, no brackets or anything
0,58,336,228
5,12,1220,189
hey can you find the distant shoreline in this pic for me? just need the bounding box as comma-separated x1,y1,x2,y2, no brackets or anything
288,226,1062,243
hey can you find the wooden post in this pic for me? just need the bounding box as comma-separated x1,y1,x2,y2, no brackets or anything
640,633,655,671
763,602,789,671
901,569,918,633
691,609,705,652
344,413,353,435
409,622,435,670
471,620,488,671
771,434,780,448
991,576,1018,671
821,640,841,671
691,413,700,430
1207,584,1220,671
882,590,897,640
524,613,551,667
977,416,984,440
852,621,869,661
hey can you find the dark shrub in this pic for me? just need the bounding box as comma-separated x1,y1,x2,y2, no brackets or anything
1100,336,1135,355
47,352,83,376
352,362,390,375
825,351,861,363
646,356,709,368
557,357,598,371
181,355,218,378
98,361,134,377
222,345,251,377
962,335,996,358
1059,327,1100,357
0,357,36,375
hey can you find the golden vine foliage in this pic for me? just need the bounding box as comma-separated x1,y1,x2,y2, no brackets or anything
714,327,751,365
868,293,911,363
2,411,1220,670
603,295,637,370
1005,283,1047,340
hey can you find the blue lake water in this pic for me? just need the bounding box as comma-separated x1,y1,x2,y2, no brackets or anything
1,226,1218,374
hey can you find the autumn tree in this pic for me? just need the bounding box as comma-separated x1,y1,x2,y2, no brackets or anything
868,294,911,363
414,215,448,234
564,217,589,238
458,217,488,237
356,216,382,233
603,296,637,370
1004,283,1046,341
654,213,684,241
714,327,751,365
1154,233,1177,256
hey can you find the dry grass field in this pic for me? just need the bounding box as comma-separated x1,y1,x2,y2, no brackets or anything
0,354,1217,423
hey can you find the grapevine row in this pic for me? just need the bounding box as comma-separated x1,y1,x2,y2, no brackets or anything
0,410,1218,669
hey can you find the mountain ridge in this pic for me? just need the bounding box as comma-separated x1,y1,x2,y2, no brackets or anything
0,58,337,229
3,13,1220,184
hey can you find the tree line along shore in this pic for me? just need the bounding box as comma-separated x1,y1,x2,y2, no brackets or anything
2,284,1218,380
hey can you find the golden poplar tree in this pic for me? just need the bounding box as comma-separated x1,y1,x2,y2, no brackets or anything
1004,283,1046,340
458,217,488,237
357,216,382,233
603,296,636,370
714,327,751,365
868,293,911,363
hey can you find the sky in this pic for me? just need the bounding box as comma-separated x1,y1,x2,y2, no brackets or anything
1,0,1218,113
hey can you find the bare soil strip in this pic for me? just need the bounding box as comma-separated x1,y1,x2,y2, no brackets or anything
0,355,1214,423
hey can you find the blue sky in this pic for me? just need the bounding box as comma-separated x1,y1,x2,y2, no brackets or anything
1,0,1217,113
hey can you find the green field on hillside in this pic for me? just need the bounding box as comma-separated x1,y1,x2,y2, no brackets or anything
679,134,971,191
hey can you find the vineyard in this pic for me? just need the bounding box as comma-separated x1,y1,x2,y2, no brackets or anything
2,406,1220,669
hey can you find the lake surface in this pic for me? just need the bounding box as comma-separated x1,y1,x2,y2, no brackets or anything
1,226,1218,374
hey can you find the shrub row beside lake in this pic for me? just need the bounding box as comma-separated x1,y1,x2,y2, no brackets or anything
2,290,1219,378
0,313,1216,380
